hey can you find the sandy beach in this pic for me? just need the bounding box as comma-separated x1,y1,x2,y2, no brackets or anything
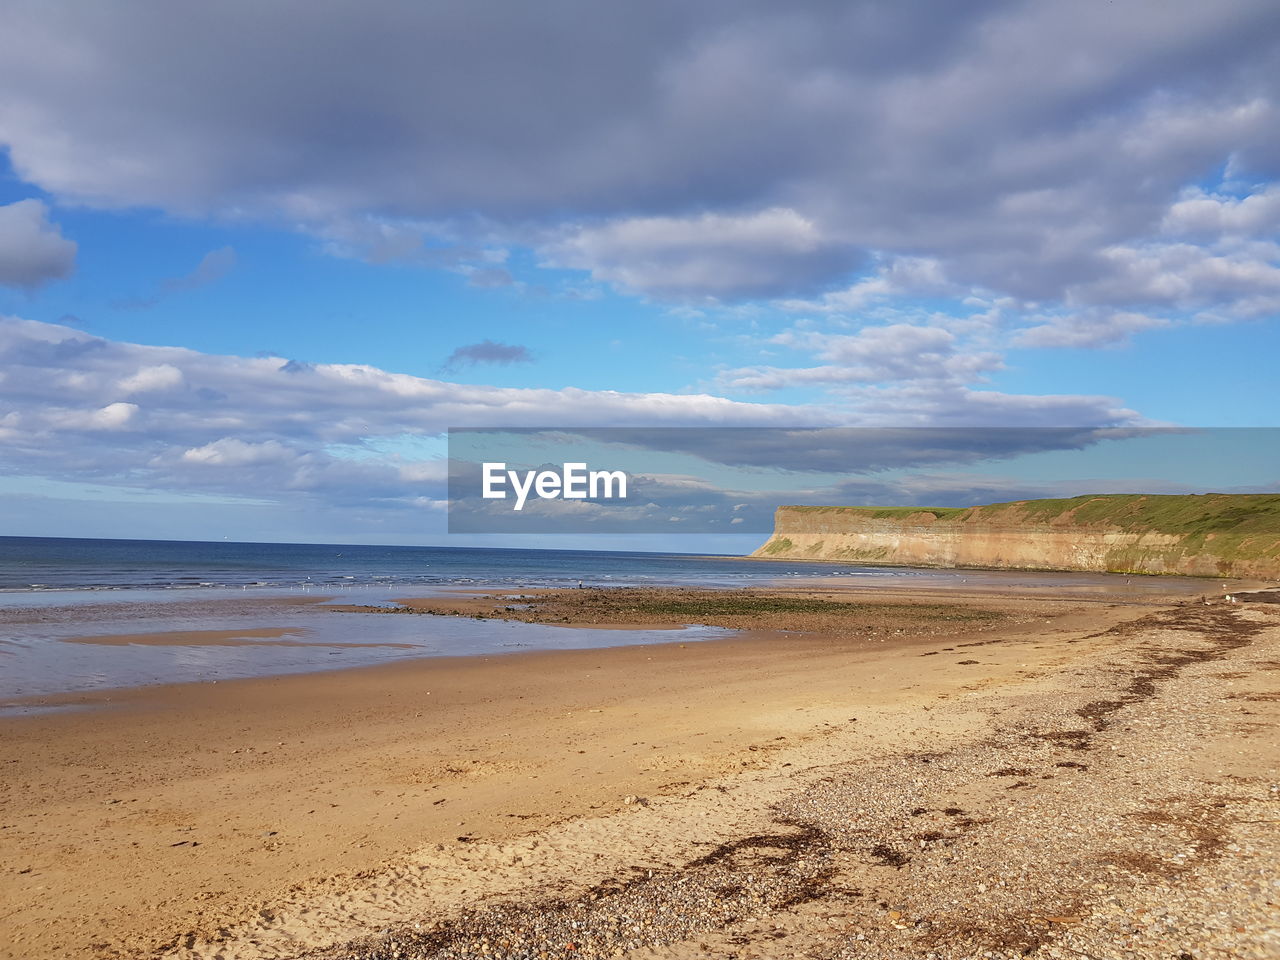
1,583,1277,960
7,4,1280,958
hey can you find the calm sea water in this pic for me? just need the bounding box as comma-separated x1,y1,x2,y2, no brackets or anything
0,535,918,594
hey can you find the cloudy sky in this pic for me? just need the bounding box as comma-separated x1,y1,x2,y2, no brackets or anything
1,0,1278,545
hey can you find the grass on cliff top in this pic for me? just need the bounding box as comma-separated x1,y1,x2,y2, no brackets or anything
781,494,1280,536
782,504,968,520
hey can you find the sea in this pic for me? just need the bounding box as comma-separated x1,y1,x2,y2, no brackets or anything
0,536,1207,707
0,535,919,594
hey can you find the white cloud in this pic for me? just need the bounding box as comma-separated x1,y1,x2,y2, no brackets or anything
707,310,1161,429
2,1,1277,308
1065,240,1280,316
1162,185,1280,238
721,323,1002,391
545,208,857,300
831,383,1146,429
0,316,828,506
1013,311,1172,349
118,364,185,394
180,438,293,466
49,401,139,431
0,316,1149,511
776,258,954,313
0,199,76,290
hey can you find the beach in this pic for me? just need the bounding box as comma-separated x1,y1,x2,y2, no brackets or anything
7,4,1280,957
2,578,1277,960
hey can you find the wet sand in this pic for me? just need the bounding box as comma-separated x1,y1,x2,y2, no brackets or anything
1,584,1276,960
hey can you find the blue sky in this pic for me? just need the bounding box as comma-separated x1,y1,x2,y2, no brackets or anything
0,1,1278,546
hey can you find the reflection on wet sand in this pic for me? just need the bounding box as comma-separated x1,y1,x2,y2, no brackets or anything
61,626,416,649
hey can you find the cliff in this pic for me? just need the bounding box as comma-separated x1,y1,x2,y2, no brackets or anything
750,494,1280,578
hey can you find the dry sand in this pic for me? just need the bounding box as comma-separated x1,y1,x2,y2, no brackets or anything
1,585,1276,960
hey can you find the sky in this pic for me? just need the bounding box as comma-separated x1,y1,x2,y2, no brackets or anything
0,0,1278,547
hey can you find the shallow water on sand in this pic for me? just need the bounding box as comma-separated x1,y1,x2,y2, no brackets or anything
0,601,736,707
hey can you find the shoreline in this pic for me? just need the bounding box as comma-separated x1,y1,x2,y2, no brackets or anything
3,570,1248,708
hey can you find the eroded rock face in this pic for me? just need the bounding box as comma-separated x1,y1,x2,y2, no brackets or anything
751,495,1280,577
